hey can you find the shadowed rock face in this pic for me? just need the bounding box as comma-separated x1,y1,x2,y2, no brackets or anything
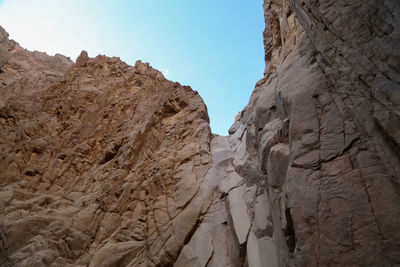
229,0,400,266
1,0,400,266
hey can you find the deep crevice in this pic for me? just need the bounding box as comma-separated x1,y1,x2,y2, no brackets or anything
285,208,296,253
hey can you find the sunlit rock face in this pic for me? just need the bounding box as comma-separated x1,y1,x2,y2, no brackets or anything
0,26,213,266
1,0,400,265
229,0,400,266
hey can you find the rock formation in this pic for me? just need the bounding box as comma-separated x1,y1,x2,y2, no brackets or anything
1,0,400,266
0,25,213,266
229,0,400,266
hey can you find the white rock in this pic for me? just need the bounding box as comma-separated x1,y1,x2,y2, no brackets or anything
227,185,251,245
254,192,270,234
174,228,213,267
247,230,278,267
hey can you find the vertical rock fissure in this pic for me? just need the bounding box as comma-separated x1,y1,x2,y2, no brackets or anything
284,208,296,254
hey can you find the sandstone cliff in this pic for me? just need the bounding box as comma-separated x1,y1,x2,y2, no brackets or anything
1,0,400,266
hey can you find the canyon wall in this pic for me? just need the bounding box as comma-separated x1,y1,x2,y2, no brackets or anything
229,0,400,266
1,0,400,266
0,26,215,266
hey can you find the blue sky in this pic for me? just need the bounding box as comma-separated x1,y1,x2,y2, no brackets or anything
0,0,265,135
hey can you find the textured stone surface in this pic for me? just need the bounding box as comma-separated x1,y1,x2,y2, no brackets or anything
175,136,237,267
227,185,251,246
1,0,400,265
247,230,278,267
0,26,213,266
230,0,400,266
0,27,73,104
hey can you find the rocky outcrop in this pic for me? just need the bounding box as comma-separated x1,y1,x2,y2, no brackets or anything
175,135,278,267
174,135,237,267
0,26,213,266
0,27,73,103
1,0,400,265
229,0,400,266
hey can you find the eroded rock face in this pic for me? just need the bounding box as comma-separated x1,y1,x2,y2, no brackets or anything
0,27,73,103
0,26,213,266
1,0,400,265
230,0,400,266
175,135,238,267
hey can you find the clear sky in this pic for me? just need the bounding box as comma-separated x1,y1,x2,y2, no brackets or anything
0,0,265,135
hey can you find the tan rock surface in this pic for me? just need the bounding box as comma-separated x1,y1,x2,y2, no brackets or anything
0,27,213,266
0,27,73,104
1,0,400,265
